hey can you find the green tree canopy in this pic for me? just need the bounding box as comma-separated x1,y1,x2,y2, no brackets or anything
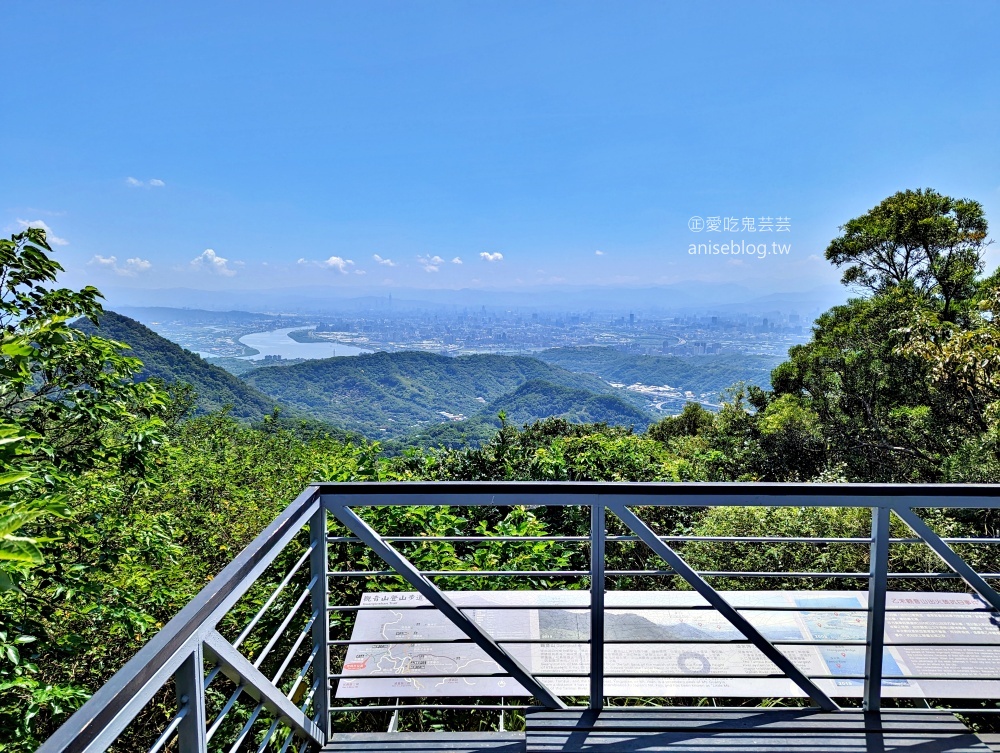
825,188,988,317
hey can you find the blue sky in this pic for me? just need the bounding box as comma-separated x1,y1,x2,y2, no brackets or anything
4,1,999,296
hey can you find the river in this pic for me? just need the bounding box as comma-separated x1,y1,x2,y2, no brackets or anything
238,327,371,360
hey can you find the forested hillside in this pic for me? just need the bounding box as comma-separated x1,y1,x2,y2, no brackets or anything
244,350,634,438
74,311,276,421
536,347,781,393
393,379,654,451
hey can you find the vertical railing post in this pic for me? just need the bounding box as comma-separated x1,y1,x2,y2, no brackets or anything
589,498,605,710
864,505,890,712
175,644,207,752
310,504,332,736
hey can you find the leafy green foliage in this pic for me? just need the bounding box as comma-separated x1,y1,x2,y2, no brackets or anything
647,402,715,442
0,230,169,580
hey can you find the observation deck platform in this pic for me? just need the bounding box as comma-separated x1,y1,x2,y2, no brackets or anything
325,709,995,753
35,482,1000,753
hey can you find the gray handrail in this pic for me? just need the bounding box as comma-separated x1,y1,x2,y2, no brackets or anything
36,486,322,753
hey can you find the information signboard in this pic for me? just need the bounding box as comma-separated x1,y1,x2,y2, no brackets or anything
335,590,1000,699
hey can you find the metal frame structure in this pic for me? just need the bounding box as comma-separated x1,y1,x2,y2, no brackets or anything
36,482,1000,753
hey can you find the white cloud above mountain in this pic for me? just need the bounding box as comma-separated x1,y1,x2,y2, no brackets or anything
480,252,503,262
322,256,354,273
191,248,238,277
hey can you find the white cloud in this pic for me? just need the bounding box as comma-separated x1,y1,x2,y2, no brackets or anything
595,250,605,256
126,177,165,188
416,254,444,272
451,257,463,264
480,252,503,262
89,254,152,277
297,256,356,273
16,219,68,246
190,248,237,277
373,254,397,267
321,256,354,273
354,269,367,275
126,257,153,273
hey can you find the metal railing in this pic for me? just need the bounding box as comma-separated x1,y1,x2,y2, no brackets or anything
36,482,1000,752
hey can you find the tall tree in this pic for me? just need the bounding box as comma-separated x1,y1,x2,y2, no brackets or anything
825,188,988,318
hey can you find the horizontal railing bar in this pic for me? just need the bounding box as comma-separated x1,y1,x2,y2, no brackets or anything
329,570,590,577
205,681,245,742
319,481,1000,508
328,535,589,543
278,676,319,753
253,583,313,669
326,604,997,613
145,706,186,753
328,569,999,578
255,719,282,753
270,611,318,685
204,663,223,691
331,703,1000,713
328,638,1000,647
286,645,320,703
329,672,1000,680
329,704,545,712
228,701,265,753
234,543,315,650
329,534,1000,544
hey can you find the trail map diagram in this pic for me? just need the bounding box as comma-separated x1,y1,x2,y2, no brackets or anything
335,591,1000,700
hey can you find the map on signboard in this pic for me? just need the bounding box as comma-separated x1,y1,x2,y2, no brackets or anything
334,590,1000,700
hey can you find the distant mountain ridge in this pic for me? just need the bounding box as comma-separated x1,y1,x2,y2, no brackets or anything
74,311,276,421
535,347,781,394
101,283,846,315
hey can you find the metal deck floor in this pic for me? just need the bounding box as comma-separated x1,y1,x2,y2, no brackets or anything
324,710,998,753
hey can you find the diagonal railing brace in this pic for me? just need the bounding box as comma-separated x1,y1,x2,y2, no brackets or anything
607,501,840,711
893,505,1000,612
203,630,325,746
329,501,567,709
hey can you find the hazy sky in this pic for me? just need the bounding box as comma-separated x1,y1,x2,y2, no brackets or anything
4,2,1000,295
